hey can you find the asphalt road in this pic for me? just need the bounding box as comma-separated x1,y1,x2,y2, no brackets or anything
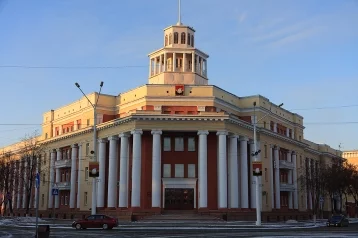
1,223,358,238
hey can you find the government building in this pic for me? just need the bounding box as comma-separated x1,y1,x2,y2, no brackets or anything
0,16,343,221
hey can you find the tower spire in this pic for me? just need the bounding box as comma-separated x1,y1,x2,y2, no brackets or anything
177,0,182,25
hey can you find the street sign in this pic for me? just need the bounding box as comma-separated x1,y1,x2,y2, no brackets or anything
252,161,263,176
52,188,59,196
35,172,40,188
89,161,99,177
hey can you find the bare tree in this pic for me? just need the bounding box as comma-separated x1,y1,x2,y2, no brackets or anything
299,160,327,223
346,164,358,217
17,130,46,215
0,151,17,216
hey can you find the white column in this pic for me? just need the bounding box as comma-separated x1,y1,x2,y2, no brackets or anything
107,136,119,208
159,54,163,73
191,52,195,72
240,136,249,209
286,128,290,137
228,134,239,209
200,57,203,75
164,53,167,72
55,149,62,209
287,150,292,163
12,162,16,210
69,145,78,208
274,146,280,209
269,145,274,209
292,130,295,139
34,157,39,208
48,150,56,209
182,53,186,72
17,161,21,209
119,133,130,207
22,159,27,209
77,144,82,209
195,55,199,73
154,57,157,75
149,58,152,77
217,130,228,209
274,123,277,133
97,139,107,208
308,159,312,210
292,152,298,209
249,141,256,209
198,130,209,208
172,53,176,72
151,130,162,208
289,191,293,209
131,129,143,207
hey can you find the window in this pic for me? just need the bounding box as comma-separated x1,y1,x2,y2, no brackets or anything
163,164,171,177
45,133,48,139
85,143,90,156
169,33,172,44
87,119,90,126
191,35,194,47
66,172,70,182
175,137,184,151
165,35,168,46
181,32,186,44
264,145,267,158
42,174,46,186
263,121,266,129
174,32,178,44
41,194,44,207
187,33,191,45
84,192,88,206
264,168,268,182
85,167,89,181
188,137,195,151
188,164,195,178
61,195,64,205
175,164,184,177
61,172,65,182
65,195,68,205
163,137,171,151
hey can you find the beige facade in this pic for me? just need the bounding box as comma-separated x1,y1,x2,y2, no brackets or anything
0,17,343,221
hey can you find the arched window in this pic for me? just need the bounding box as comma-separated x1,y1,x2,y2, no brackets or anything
169,33,172,44
174,32,179,44
165,35,168,46
181,32,186,44
187,33,191,45
191,35,194,47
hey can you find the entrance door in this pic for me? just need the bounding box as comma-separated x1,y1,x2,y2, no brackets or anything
164,188,194,210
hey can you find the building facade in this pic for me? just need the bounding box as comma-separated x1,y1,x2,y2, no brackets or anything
1,19,343,221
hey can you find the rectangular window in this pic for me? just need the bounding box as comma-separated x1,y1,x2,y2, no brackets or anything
61,195,64,205
175,164,184,178
87,119,90,126
264,168,268,182
175,137,184,151
85,143,90,156
188,137,195,151
163,164,171,178
188,164,196,178
41,194,44,207
85,167,89,181
65,195,68,205
42,174,46,186
84,192,88,206
264,145,267,158
163,137,171,151
263,121,266,129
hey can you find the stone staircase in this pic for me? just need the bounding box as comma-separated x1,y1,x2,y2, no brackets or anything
139,210,224,223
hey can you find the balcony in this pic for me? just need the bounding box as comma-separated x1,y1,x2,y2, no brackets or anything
279,160,294,169
57,182,71,190
55,159,72,168
280,183,295,192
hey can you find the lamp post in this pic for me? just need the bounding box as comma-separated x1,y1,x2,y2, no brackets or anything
75,81,103,215
253,101,283,226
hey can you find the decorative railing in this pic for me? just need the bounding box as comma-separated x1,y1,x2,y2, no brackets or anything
279,160,294,169
57,182,71,190
55,159,72,168
280,183,295,191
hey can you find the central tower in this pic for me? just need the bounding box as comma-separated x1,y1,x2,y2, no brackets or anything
148,1,209,85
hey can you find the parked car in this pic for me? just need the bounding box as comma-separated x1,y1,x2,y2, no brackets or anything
326,215,349,227
72,214,118,230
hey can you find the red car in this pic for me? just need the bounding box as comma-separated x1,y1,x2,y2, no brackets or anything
72,214,118,230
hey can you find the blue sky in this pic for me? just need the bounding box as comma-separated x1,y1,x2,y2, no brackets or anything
0,0,357,150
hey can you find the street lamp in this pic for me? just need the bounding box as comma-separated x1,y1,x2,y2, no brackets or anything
253,101,283,226
75,81,104,215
